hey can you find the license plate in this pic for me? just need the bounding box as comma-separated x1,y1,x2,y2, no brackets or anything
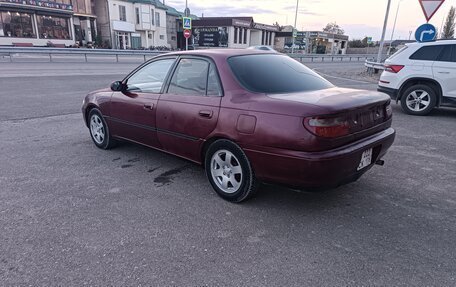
357,148,373,171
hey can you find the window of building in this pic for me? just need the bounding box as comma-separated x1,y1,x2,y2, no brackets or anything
155,12,160,27
269,32,272,45
261,31,265,45
119,5,127,21
159,35,164,40
135,8,140,24
243,28,247,44
239,28,243,45
37,15,71,39
171,36,176,41
74,0,88,14
168,58,209,96
234,27,238,44
150,9,154,25
0,11,35,38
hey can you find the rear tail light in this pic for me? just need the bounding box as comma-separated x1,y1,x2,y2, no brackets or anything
304,116,350,138
384,64,404,73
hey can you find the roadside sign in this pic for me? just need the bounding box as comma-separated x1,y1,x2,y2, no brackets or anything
366,37,373,44
183,17,192,30
415,23,437,42
419,0,446,22
183,29,191,39
292,29,297,38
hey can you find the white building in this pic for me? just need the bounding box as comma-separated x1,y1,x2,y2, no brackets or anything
94,0,168,49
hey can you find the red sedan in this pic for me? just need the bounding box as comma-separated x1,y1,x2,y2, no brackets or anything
82,49,395,202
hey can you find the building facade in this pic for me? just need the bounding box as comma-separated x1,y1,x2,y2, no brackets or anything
191,17,277,49
93,0,167,49
282,30,349,54
0,0,75,46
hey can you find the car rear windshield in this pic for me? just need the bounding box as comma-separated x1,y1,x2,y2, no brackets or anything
227,54,334,94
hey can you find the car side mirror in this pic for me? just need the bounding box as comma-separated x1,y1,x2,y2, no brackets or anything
110,81,124,92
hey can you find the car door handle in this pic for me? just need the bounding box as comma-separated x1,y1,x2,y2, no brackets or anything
143,103,154,110
437,71,450,74
199,110,213,118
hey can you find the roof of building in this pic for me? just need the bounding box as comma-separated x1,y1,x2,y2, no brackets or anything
164,4,199,19
125,0,167,9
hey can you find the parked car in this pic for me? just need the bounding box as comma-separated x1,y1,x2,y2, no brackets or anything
378,40,456,115
82,49,395,202
246,45,277,52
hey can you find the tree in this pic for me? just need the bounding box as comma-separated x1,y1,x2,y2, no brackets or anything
442,6,455,39
323,22,345,35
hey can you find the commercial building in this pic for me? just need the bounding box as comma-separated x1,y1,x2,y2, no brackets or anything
0,0,75,46
94,0,168,49
191,17,278,49
282,30,349,54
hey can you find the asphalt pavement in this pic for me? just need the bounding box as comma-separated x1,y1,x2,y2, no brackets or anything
0,61,455,285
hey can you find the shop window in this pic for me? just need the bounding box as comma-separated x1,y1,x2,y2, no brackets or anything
119,5,126,21
0,11,35,38
37,15,71,39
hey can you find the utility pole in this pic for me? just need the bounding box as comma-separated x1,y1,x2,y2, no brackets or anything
387,0,402,55
291,0,299,54
377,0,392,63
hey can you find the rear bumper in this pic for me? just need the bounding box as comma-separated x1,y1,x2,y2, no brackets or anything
244,128,396,189
377,86,399,101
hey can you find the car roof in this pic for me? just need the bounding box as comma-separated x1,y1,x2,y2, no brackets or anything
161,48,278,60
406,39,456,48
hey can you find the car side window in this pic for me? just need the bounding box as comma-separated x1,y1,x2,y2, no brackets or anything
206,64,222,96
168,58,209,96
436,45,453,62
452,45,456,62
410,45,445,61
127,58,175,93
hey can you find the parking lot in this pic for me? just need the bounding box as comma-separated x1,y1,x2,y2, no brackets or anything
1,61,455,285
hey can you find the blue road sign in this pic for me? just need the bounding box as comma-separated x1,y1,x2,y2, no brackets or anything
183,17,192,30
415,23,437,42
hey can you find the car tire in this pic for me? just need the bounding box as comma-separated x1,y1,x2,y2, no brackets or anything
205,140,258,203
88,108,116,149
400,84,437,116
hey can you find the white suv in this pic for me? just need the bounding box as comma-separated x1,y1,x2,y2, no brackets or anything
378,40,456,115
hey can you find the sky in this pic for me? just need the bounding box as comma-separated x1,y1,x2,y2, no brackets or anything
163,0,454,40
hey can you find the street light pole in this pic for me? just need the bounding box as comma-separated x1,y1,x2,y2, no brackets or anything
387,0,402,55
291,0,299,54
377,0,392,63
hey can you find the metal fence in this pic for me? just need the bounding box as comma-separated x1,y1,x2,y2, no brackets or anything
0,47,165,63
0,47,385,63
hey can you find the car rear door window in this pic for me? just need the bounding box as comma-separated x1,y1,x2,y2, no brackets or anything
410,45,445,61
127,58,175,93
168,58,209,96
452,45,456,62
436,45,453,62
